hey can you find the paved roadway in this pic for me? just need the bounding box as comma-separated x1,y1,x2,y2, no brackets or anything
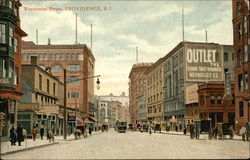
2,129,249,159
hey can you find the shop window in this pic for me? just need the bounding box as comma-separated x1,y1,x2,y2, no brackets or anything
239,101,244,117
217,95,222,104
244,72,248,89
210,95,215,104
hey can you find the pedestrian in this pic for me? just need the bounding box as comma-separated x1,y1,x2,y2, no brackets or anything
89,126,92,135
16,124,24,146
32,126,37,141
149,121,152,135
47,129,55,143
175,126,178,132
40,126,44,140
9,125,17,146
183,126,187,135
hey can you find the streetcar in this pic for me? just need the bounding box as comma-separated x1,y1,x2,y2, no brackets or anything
116,120,127,133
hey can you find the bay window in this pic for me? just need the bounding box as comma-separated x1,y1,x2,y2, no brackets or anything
0,24,6,43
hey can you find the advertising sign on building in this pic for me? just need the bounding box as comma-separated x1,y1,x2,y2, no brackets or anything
185,44,223,82
224,72,232,96
17,103,39,111
185,84,198,104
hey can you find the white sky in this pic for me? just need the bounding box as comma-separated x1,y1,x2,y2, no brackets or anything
19,0,233,96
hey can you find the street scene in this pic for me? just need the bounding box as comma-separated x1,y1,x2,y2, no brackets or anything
0,0,250,159
2,129,249,159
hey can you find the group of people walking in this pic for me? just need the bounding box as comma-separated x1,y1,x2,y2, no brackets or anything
9,124,24,146
9,124,55,146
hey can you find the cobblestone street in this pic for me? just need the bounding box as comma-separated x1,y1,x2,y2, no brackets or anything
2,129,249,159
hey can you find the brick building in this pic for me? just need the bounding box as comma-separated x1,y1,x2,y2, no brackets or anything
185,83,235,128
21,41,95,124
145,58,165,124
129,63,153,128
232,0,250,133
0,0,27,140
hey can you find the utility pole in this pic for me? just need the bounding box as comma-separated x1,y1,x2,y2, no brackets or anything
63,69,67,140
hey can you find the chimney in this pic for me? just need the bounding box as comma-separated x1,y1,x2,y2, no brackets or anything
31,56,38,65
48,38,51,45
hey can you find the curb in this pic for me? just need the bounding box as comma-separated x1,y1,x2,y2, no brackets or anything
1,142,59,156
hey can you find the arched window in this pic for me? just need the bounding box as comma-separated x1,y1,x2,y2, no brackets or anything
244,72,248,90
244,45,248,62
210,95,215,104
244,16,247,34
217,95,222,104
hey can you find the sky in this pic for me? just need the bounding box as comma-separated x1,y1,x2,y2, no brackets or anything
19,0,233,96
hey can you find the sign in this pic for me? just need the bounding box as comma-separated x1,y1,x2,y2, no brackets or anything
185,44,223,82
224,72,232,96
185,84,198,104
17,103,39,111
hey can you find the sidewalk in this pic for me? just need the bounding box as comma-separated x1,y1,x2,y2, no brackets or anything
159,130,243,140
1,131,101,156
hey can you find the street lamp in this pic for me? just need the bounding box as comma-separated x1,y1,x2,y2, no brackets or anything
63,70,101,140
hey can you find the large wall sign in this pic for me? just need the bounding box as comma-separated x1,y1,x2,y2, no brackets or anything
185,44,223,82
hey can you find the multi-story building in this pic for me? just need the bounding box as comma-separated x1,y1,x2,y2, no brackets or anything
19,56,65,136
21,40,95,121
145,58,165,124
163,42,234,131
129,63,153,127
0,0,27,140
137,94,147,124
232,0,250,133
111,101,121,125
98,100,112,127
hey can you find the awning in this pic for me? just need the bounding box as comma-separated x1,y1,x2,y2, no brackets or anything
83,117,94,124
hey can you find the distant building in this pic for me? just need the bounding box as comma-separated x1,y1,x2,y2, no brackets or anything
232,0,250,133
98,100,112,126
129,63,153,127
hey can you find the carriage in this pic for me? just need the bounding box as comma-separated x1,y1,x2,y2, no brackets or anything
190,120,211,139
217,123,234,140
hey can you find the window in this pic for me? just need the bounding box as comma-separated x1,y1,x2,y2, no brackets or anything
217,95,222,104
22,54,27,61
0,24,6,43
72,54,76,61
244,16,247,34
51,54,55,61
67,76,80,84
9,27,14,47
51,65,62,71
244,72,248,90
60,54,64,61
14,7,17,16
55,54,60,61
238,74,243,92
244,45,248,62
67,92,79,98
47,79,50,93
237,24,242,41
210,95,215,104
232,94,235,104
43,54,48,61
38,54,43,61
0,0,6,6
239,101,244,117
14,67,18,85
237,49,242,66
8,61,13,78
232,52,234,61
224,52,228,62
1,58,7,78
67,55,71,61
68,64,80,71
237,2,241,16
14,38,17,52
39,74,42,90
9,0,13,9
53,83,56,95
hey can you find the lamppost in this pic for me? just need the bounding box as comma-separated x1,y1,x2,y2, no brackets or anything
63,69,101,140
